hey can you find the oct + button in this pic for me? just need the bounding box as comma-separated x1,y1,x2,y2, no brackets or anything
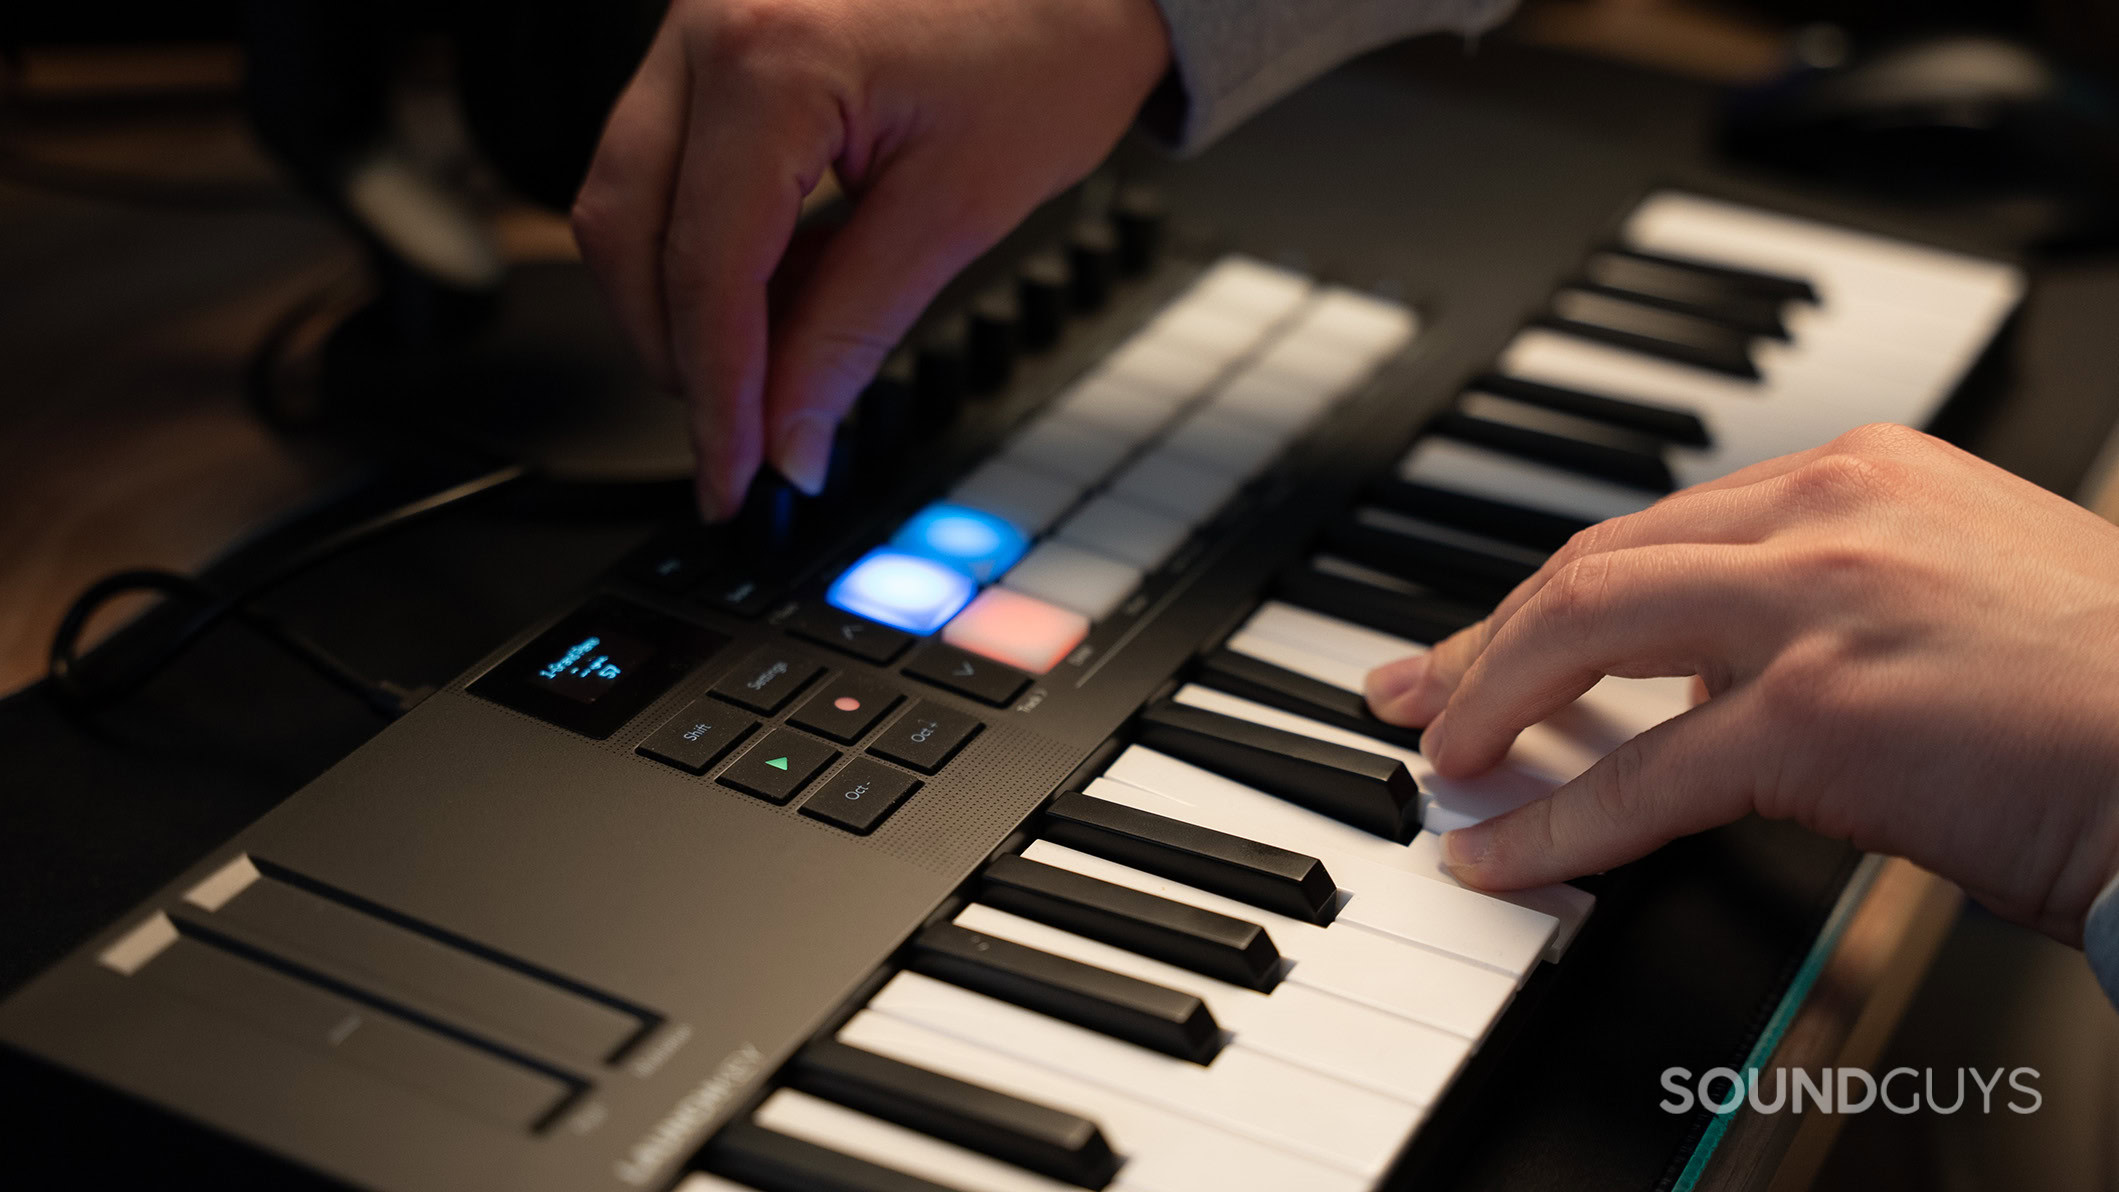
801,758,921,834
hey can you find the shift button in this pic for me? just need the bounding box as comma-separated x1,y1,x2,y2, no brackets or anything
637,702,757,774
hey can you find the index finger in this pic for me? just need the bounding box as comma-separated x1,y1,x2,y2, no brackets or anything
660,61,839,518
572,31,690,394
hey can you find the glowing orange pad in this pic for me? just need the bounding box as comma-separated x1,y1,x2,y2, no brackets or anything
941,588,1090,675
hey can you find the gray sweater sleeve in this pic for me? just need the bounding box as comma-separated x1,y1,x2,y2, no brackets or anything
2087,869,2119,1007
1146,0,1521,151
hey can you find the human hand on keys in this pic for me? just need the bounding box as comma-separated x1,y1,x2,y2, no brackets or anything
1368,424,2119,946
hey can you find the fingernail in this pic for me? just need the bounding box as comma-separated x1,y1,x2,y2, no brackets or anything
775,412,835,496
1365,656,1427,706
1443,826,1490,873
1420,709,1450,767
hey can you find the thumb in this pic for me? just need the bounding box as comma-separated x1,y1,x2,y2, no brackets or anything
1441,687,1765,890
762,165,1011,493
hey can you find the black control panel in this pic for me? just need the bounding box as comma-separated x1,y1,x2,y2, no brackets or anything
469,598,728,739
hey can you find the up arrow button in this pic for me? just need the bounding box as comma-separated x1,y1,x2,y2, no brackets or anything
785,604,913,665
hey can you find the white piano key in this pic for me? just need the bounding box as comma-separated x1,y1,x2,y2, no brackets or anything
1624,192,2027,323
1392,828,1592,962
1098,334,1233,402
754,1089,1087,1192
1002,540,1144,622
1166,682,1550,837
1055,495,1193,572
1398,436,1657,524
1158,680,1665,958
882,940,1417,1178
1235,604,1695,788
1002,414,1136,485
1185,256,1314,326
1018,841,1517,1041
1288,288,1418,360
1085,738,1587,966
914,909,1463,1113
1108,447,1245,527
1049,373,1187,443
1225,627,1371,694
1207,633,1554,830
1496,328,1952,483
1084,758,1554,979
1241,600,1428,671
952,459,1086,535
1161,408,1285,480
840,1007,1369,1192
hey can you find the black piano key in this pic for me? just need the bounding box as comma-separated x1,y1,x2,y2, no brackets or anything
1436,401,1675,493
1580,250,1795,338
789,1039,1120,1188
1543,289,1762,381
1470,373,1711,448
1362,478,1589,553
1197,647,1423,752
1605,246,1819,305
1042,792,1338,925
981,854,1281,991
1275,562,1484,643
908,922,1222,1064
1577,280,1788,341
1322,515,1540,605
1136,701,1422,842
705,1119,960,1192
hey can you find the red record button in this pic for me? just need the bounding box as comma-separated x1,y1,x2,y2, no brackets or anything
789,675,904,744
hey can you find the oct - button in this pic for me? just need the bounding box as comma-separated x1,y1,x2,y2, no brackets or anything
801,757,921,834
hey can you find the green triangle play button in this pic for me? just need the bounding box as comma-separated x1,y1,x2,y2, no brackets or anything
766,756,789,771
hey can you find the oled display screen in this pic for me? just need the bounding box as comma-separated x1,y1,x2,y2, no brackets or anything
532,630,655,704
470,598,728,739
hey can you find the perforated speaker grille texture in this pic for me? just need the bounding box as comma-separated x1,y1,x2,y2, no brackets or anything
474,651,1092,878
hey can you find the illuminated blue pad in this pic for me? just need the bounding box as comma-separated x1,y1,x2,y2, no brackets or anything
890,502,1030,582
827,549,978,635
